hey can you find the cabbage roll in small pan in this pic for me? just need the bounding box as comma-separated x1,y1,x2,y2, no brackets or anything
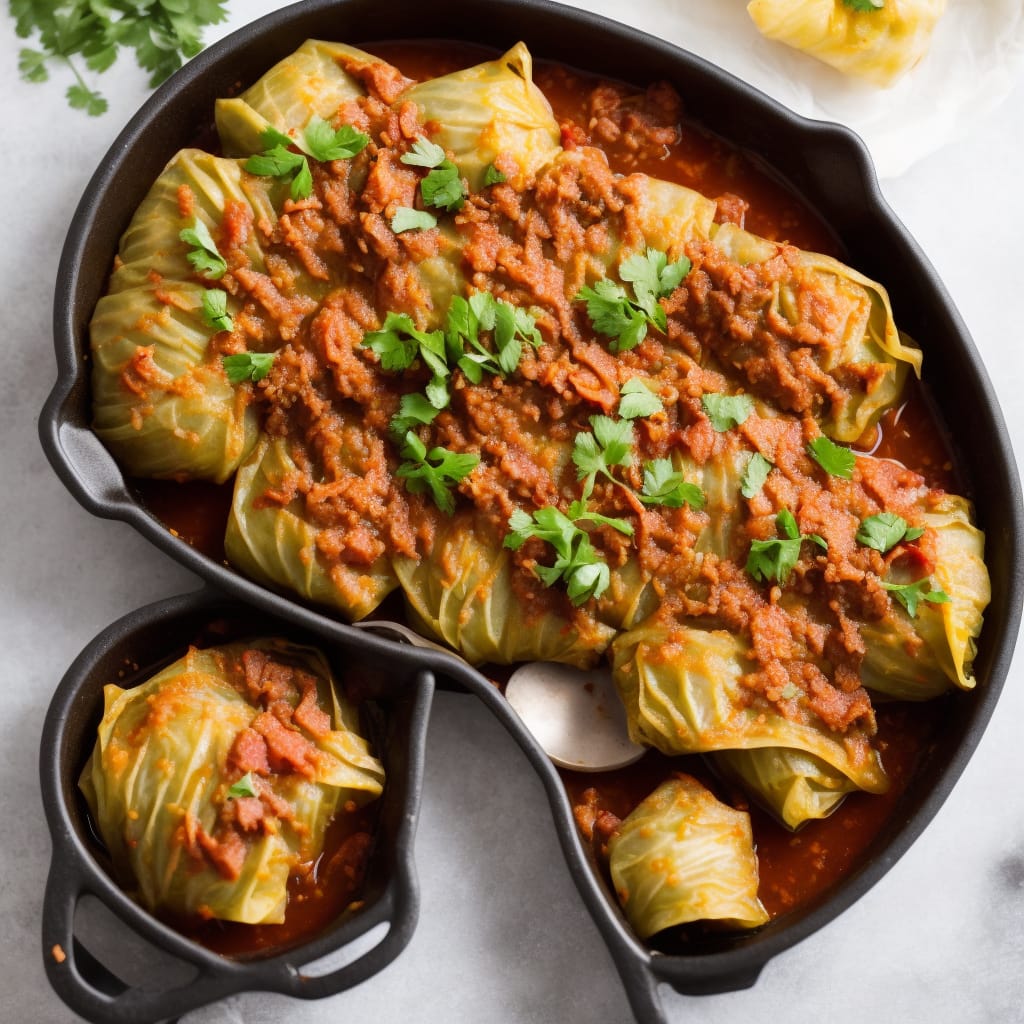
80,639,384,925
748,0,947,87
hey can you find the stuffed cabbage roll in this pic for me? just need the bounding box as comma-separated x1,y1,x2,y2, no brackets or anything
400,43,562,191
216,40,375,156
860,493,989,699
80,640,384,925
612,617,888,794
711,747,858,830
608,775,769,938
747,0,947,88
225,433,399,621
393,511,616,667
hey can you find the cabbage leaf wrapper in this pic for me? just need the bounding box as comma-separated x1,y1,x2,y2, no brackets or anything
747,0,947,88
226,433,399,621
90,149,282,482
860,493,989,699
216,40,375,156
612,618,889,794
608,775,769,938
80,640,384,925
711,747,858,830
699,222,921,443
393,512,616,667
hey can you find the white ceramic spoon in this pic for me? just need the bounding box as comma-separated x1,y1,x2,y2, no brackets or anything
350,620,644,772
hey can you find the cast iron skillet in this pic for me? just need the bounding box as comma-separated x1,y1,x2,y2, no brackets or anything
38,0,1024,1021
40,588,434,1023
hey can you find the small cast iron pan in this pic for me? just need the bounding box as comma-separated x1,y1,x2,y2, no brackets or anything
38,1,1024,1022
40,588,434,1024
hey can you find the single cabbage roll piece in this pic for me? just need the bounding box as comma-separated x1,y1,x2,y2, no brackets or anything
80,640,384,925
747,0,947,88
608,775,769,938
612,618,888,794
216,40,376,156
226,433,399,621
393,512,616,667
694,222,921,442
711,747,858,830
860,493,989,699
399,43,562,191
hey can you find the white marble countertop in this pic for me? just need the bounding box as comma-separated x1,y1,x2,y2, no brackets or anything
3,2,1022,1022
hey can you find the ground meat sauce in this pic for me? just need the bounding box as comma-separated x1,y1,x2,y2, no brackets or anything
135,41,964,942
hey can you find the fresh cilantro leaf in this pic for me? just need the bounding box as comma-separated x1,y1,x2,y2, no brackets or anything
446,292,539,380
396,432,478,515
401,136,447,168
620,248,690,327
222,352,275,384
576,280,649,352
746,509,827,585
639,458,705,510
67,82,107,116
483,163,507,186
201,289,233,333
303,117,369,161
842,0,885,11
570,509,635,537
421,161,467,212
702,393,754,432
856,512,924,553
179,218,227,280
618,379,663,420
808,435,856,479
228,773,257,799
18,48,49,83
882,578,950,617
362,313,443,373
390,393,441,438
245,145,305,178
741,452,773,499
391,207,438,233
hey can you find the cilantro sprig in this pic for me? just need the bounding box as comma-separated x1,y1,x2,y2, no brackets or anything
618,379,663,420
391,207,438,233
363,312,450,411
401,136,467,213
201,289,233,333
573,416,635,502
702,393,754,432
245,119,369,200
808,435,856,480
396,432,479,515
741,453,773,499
180,218,227,280
639,459,705,510
882,577,950,617
857,513,924,553
13,0,229,116
228,772,257,799
746,509,827,585
446,292,542,383
222,351,275,384
483,163,507,186
576,248,691,352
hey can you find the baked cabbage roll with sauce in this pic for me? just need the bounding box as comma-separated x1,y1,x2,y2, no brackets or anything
747,0,947,88
216,40,376,156
711,747,858,830
80,640,384,925
860,493,989,699
400,42,562,191
612,617,889,795
608,775,769,938
226,433,399,621
393,511,616,667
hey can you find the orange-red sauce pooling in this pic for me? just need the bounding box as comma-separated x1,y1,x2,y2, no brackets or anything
140,39,961,944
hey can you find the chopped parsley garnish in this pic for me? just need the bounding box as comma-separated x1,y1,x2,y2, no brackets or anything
575,248,690,352
245,119,369,200
702,393,754,432
179,218,226,280
856,513,924,553
842,0,884,11
505,507,611,605
13,0,229,115
228,773,257,799
362,312,449,409
483,163,507,186
399,135,467,213
639,458,705,510
391,207,438,233
882,578,950,617
618,379,664,420
396,432,479,515
741,452,773,499
808,435,856,479
573,415,635,501
201,289,233,333
400,137,447,168
746,509,827,585
389,392,441,438
222,352,275,384
447,292,542,383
